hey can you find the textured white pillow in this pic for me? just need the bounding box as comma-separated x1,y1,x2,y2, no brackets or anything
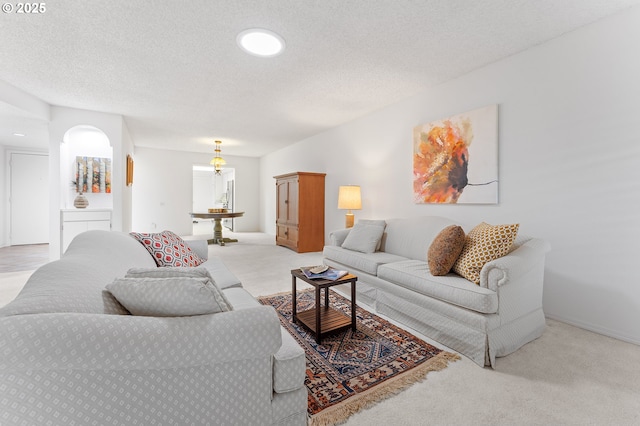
358,219,386,251
126,266,210,279
125,266,233,309
106,276,231,317
341,223,385,254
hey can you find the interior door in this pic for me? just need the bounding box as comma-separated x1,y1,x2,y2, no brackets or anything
10,152,49,245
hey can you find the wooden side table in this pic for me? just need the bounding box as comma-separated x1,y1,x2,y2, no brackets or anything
290,269,357,343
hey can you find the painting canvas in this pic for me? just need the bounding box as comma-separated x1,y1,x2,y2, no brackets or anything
75,156,111,193
413,104,498,204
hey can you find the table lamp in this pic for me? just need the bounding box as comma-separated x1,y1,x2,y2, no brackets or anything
338,185,362,228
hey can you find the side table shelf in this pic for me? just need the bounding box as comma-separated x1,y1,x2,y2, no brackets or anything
296,307,352,336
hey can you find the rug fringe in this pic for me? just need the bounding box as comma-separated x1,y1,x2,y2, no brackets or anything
308,351,460,426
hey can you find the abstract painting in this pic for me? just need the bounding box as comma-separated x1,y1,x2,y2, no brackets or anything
413,104,498,204
75,156,111,193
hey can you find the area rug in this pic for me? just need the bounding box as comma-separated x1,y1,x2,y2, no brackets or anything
259,289,459,426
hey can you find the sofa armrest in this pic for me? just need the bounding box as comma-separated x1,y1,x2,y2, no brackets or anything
187,239,209,261
329,228,351,246
273,328,306,394
480,238,551,291
0,306,281,372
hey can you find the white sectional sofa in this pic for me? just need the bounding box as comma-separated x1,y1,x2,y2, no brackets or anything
323,216,551,367
0,230,307,426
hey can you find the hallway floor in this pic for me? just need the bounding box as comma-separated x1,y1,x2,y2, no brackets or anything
0,244,49,273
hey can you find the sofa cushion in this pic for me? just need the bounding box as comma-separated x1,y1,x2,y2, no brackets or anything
323,245,408,275
378,260,498,314
200,257,243,289
453,222,519,284
107,276,231,316
428,225,466,276
341,223,385,253
130,230,205,267
126,253,242,291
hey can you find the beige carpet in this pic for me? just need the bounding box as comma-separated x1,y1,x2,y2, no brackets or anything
3,232,640,425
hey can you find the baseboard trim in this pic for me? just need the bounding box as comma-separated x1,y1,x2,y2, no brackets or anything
545,314,640,346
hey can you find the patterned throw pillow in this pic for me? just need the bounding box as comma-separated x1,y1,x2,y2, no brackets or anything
130,230,205,267
427,225,466,276
452,222,519,284
106,276,231,317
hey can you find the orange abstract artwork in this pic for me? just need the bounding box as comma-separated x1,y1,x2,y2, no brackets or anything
413,119,471,203
413,105,498,204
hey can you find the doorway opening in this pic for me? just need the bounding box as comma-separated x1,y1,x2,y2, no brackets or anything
9,152,49,245
192,166,235,236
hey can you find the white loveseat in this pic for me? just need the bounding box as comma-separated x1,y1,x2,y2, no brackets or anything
323,216,551,367
0,230,307,426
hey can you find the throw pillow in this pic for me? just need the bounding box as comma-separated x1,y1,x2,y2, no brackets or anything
130,230,205,267
125,266,211,279
341,222,385,254
427,225,466,276
106,276,231,316
358,219,386,251
452,222,519,284
125,266,233,310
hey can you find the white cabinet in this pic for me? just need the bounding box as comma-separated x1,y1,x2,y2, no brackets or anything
60,209,112,255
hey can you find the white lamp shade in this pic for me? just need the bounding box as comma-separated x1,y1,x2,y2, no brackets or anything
338,185,362,210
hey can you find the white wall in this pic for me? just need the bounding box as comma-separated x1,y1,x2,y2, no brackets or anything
132,147,259,235
261,8,640,345
0,147,5,247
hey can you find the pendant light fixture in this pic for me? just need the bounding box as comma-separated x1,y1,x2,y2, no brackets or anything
210,140,226,175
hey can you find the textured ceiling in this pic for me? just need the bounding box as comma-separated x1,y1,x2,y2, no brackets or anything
1,0,639,156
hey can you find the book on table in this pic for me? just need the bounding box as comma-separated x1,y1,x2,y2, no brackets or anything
300,266,348,281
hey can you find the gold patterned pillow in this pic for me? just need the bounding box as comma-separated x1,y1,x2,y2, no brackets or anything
427,225,466,276
452,222,519,284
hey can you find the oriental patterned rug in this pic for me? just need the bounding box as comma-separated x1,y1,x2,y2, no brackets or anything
259,289,459,426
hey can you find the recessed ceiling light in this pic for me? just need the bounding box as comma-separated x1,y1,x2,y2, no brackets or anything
13,132,26,137
237,29,285,57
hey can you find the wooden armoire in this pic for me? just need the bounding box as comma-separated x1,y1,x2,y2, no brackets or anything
274,172,326,253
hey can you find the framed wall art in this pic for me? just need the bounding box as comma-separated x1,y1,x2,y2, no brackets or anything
75,156,111,193
126,154,134,186
413,104,498,204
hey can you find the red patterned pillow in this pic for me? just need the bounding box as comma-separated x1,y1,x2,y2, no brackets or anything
130,230,205,267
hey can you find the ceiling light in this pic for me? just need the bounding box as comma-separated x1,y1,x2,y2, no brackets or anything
210,140,226,175
237,29,285,57
13,132,26,137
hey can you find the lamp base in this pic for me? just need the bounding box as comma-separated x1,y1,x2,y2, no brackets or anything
345,213,354,228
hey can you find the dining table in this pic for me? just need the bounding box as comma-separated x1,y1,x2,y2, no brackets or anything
189,211,244,245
